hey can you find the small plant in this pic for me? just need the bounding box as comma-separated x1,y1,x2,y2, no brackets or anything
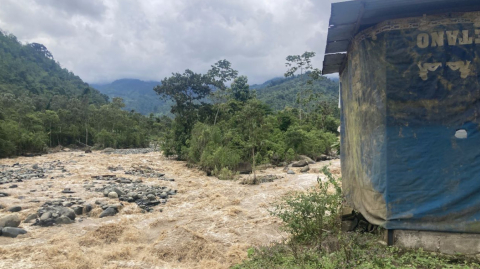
234,168,480,268
213,167,238,180
331,138,340,155
270,166,342,246
285,148,296,163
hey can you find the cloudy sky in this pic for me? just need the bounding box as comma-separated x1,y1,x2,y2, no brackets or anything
0,0,345,84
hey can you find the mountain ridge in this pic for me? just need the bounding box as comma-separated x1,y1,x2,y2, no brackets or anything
92,74,339,116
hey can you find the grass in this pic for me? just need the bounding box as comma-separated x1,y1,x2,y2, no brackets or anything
232,166,480,269
233,233,480,269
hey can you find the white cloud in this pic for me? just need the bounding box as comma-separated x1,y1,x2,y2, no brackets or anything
0,0,346,84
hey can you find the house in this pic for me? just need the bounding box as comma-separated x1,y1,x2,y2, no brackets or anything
323,0,480,243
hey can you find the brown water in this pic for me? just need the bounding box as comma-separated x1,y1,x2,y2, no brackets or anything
0,150,340,269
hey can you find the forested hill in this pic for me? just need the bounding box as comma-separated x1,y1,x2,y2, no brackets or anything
0,30,162,157
251,74,339,111
0,31,108,106
92,75,339,116
91,79,172,116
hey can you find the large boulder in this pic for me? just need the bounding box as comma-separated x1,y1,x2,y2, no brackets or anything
0,214,21,228
99,207,118,218
315,154,336,162
300,165,310,173
55,216,74,224
1,227,27,238
298,155,315,164
57,207,76,220
23,214,38,223
291,160,308,167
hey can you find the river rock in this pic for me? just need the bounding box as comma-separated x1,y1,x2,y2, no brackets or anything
24,214,38,223
1,227,27,238
56,216,74,224
99,207,117,218
8,206,22,212
287,170,295,175
291,160,308,167
85,204,93,213
112,188,124,196
108,192,119,199
73,206,84,215
159,192,168,199
0,214,21,228
300,166,310,173
298,155,316,164
58,207,76,220
40,212,52,221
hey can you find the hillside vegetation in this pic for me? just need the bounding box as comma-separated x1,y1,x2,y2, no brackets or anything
253,75,338,111
90,74,339,118
0,31,167,157
155,59,340,180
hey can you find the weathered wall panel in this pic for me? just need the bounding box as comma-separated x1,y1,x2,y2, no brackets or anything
341,30,387,226
341,11,480,232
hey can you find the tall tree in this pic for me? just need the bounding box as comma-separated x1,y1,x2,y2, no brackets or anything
154,60,238,158
284,52,323,121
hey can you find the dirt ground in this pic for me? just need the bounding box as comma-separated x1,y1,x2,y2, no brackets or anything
0,150,340,269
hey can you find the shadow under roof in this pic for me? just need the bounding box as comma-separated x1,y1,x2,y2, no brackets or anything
322,0,480,75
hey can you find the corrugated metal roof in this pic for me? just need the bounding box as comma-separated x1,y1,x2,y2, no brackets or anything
322,0,480,75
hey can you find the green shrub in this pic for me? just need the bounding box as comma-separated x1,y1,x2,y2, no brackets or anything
270,166,342,245
213,167,238,180
285,148,296,163
200,145,241,172
188,122,222,163
235,167,480,269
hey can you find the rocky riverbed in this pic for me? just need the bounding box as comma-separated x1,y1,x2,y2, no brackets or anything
0,148,340,269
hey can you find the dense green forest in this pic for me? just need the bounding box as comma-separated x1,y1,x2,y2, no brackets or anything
156,55,340,180
0,31,167,157
91,79,173,116
252,75,338,111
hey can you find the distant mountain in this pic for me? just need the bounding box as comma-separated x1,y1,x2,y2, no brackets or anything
92,75,339,116
91,79,172,116
251,74,339,111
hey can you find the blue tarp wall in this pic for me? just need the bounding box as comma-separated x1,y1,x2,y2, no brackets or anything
341,12,480,233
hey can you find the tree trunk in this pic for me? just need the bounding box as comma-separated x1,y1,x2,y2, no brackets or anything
49,122,52,147
252,146,256,183
214,107,220,125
